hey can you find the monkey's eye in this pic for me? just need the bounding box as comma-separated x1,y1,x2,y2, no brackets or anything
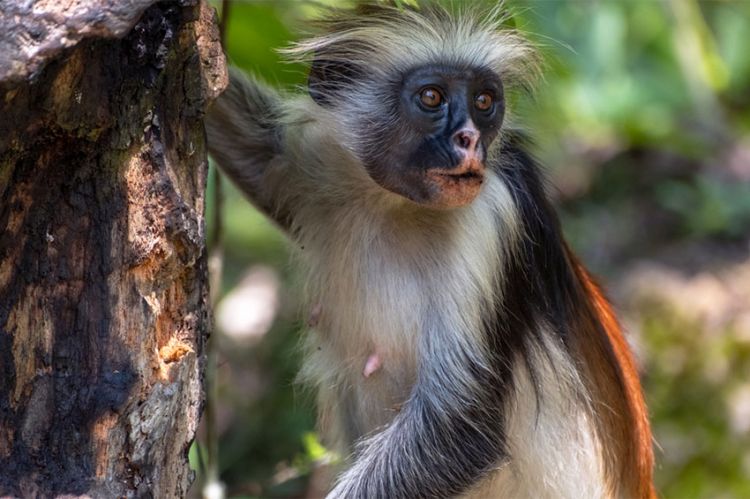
474,92,493,111
419,87,443,108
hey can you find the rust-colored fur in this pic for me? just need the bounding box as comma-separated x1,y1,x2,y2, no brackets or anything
570,251,655,498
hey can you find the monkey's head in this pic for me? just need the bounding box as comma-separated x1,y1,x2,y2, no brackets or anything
287,2,539,209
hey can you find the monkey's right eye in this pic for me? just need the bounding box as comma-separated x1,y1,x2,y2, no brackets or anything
419,87,443,108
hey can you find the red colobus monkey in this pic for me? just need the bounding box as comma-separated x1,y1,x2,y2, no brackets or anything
206,2,654,497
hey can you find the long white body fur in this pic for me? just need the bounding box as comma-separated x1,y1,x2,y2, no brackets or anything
464,342,608,498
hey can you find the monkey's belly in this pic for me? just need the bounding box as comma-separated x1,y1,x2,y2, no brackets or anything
302,338,414,454
336,377,405,445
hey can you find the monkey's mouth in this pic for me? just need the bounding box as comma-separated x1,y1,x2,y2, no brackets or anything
437,170,483,181
425,159,485,208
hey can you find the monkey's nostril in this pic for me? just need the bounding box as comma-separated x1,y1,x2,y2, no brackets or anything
453,129,479,151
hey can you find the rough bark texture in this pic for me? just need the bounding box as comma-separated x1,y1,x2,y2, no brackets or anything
0,0,227,496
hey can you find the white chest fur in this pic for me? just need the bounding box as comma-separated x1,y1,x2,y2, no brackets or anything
294,172,516,447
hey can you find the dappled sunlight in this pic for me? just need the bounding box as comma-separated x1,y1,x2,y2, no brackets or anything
217,266,280,345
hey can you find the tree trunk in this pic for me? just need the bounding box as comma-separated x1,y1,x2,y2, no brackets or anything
0,0,226,496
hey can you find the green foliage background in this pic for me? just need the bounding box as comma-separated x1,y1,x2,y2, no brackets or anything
197,1,750,497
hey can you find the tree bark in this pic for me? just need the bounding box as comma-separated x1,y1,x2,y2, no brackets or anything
0,0,226,496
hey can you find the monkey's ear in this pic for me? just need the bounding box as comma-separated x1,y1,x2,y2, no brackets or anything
308,56,359,107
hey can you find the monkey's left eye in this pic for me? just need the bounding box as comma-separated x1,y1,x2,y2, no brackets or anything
474,92,493,111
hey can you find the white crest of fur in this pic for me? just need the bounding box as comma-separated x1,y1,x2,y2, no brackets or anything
282,2,540,93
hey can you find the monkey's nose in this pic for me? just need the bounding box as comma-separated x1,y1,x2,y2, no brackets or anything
453,128,479,151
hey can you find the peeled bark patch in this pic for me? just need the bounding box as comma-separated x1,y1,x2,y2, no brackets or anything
0,0,157,85
0,0,227,496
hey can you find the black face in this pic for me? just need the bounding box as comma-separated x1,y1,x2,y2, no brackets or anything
361,64,505,208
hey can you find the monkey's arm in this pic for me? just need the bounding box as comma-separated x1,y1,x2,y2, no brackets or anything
205,68,292,228
328,321,506,499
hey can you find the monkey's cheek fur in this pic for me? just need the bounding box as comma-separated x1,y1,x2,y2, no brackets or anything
424,159,486,209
